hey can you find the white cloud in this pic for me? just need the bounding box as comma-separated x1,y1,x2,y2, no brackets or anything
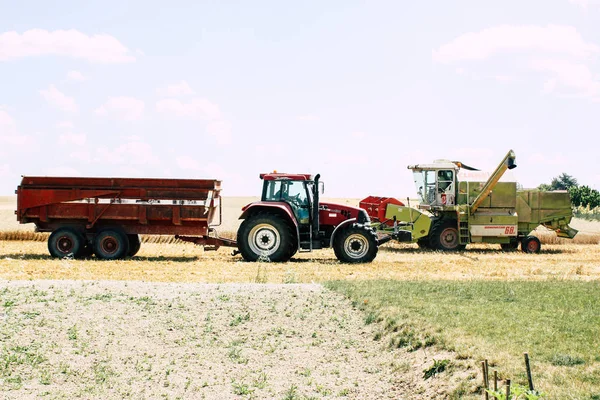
569,0,589,8
95,141,159,166
157,81,195,97
95,96,145,121
67,70,86,82
0,29,135,63
156,98,221,120
434,25,600,100
0,109,34,146
176,155,202,171
0,164,10,178
433,25,598,63
527,152,568,166
59,133,86,146
297,114,319,122
56,121,74,129
44,166,81,176
39,85,78,112
206,120,232,145
530,59,600,99
0,109,16,134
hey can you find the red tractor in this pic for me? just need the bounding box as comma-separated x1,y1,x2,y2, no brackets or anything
236,173,383,263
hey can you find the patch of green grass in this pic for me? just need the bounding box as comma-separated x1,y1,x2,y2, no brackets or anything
326,280,600,399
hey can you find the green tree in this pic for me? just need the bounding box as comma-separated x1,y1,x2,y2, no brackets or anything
550,173,578,190
569,185,600,208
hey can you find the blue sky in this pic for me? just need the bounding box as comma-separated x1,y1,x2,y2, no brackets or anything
1,0,599,197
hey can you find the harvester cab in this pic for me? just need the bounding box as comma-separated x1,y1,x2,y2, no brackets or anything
237,172,381,263
409,161,460,208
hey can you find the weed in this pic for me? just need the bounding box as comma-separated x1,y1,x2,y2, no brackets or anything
283,384,299,400
232,381,253,396
550,354,585,366
423,359,450,380
230,312,250,326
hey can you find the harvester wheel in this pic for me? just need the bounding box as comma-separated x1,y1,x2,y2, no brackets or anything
521,236,541,254
500,240,520,252
333,225,378,263
237,212,295,262
93,229,130,260
429,220,466,251
48,228,83,258
127,234,142,257
417,238,431,250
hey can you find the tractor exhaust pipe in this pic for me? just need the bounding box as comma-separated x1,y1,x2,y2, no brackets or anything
313,174,320,240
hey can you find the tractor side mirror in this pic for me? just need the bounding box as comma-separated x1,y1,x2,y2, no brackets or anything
319,181,325,194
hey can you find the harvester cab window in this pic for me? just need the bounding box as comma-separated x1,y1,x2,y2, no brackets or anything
436,170,455,205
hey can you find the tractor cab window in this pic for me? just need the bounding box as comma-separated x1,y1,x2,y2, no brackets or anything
263,180,310,223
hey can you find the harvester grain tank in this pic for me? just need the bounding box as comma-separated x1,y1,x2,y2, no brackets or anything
16,173,395,263
360,150,577,253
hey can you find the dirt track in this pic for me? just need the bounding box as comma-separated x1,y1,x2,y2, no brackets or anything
0,280,471,399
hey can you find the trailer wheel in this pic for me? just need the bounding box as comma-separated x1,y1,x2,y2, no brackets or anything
48,228,83,258
521,236,541,254
127,234,142,257
237,212,295,262
333,225,378,263
93,229,130,260
429,220,466,251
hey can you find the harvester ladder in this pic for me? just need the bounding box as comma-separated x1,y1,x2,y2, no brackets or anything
458,210,469,245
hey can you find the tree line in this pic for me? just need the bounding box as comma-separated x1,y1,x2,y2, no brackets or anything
538,173,600,208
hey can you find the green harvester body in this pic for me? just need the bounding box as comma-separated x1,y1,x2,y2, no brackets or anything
369,150,577,252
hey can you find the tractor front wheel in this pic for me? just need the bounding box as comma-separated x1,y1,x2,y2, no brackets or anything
237,212,295,262
333,225,378,263
429,220,466,251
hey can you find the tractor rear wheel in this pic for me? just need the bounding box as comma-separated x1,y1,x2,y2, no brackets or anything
521,235,541,254
127,234,142,257
48,228,83,258
429,220,466,251
333,225,378,263
237,212,295,262
93,229,129,260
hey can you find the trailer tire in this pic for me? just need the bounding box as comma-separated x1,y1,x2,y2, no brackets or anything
333,225,378,263
127,234,142,257
237,212,295,262
93,229,130,260
429,220,466,251
521,235,541,254
48,228,83,258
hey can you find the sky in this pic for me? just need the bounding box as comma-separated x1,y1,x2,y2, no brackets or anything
1,0,599,198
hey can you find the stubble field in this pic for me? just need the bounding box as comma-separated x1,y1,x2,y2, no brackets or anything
1,196,600,399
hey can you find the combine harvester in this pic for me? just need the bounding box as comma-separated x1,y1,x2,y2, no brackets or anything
360,150,577,253
16,173,403,263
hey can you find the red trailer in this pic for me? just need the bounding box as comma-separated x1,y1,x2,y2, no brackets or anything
16,176,235,259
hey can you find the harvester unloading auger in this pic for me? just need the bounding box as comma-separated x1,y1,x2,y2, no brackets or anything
360,150,578,253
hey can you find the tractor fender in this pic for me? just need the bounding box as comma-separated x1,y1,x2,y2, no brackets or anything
239,203,300,249
329,218,357,248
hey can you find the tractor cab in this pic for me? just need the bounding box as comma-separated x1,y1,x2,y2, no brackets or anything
408,161,459,208
260,173,315,225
